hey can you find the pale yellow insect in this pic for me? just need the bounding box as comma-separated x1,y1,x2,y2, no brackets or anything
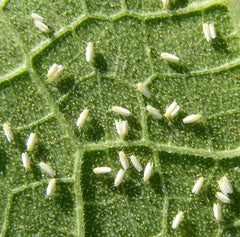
46,178,56,196
3,123,14,142
76,109,89,128
93,167,112,174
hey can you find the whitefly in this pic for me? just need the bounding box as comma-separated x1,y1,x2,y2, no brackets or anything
114,169,125,187
26,132,36,151
34,20,49,33
143,162,153,182
130,155,143,172
3,123,14,142
39,162,56,177
112,106,131,116
192,177,204,195
118,151,129,170
137,83,151,98
146,105,162,119
172,211,184,229
46,178,57,196
93,167,112,174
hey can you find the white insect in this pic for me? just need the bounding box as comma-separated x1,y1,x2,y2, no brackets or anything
183,114,201,124
130,155,143,172
31,13,44,22
93,167,112,174
192,177,204,195
39,162,56,177
46,178,56,196
115,120,129,139
234,167,240,172
137,83,151,98
218,176,233,194
162,0,169,8
21,152,31,171
215,192,231,204
114,169,125,187
169,105,180,119
143,162,153,182
165,101,180,119
3,123,14,142
33,20,49,33
161,52,180,63
26,132,36,151
213,203,222,221
209,23,217,39
112,106,131,116
203,23,211,42
172,211,184,229
47,63,64,82
86,42,95,63
118,151,129,170
76,109,89,128
146,105,162,119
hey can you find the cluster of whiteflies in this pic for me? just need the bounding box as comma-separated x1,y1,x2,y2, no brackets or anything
75,103,201,141
5,10,220,224
31,13,49,33
171,175,233,229
2,123,57,196
93,151,153,187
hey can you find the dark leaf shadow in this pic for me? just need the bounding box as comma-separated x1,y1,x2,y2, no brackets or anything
93,53,108,73
211,34,228,53
56,76,75,94
54,181,74,214
169,0,189,9
168,62,189,74
149,172,164,196
0,148,8,176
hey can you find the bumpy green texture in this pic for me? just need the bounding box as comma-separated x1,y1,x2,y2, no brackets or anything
1,0,240,236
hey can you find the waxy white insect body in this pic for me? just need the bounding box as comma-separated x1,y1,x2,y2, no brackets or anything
144,162,153,182
213,203,222,221
165,101,179,119
112,106,131,116
209,23,217,39
34,20,49,33
203,23,211,42
218,176,233,194
39,162,56,177
93,167,112,174
31,13,44,22
130,155,143,172
146,105,162,119
86,42,95,63
203,23,216,42
192,177,204,195
22,152,31,171
115,120,129,139
216,192,231,204
26,133,36,151
172,211,184,229
169,105,180,119
76,109,89,128
234,167,240,172
161,52,180,62
183,114,201,124
114,169,125,187
118,151,129,170
162,0,169,8
137,83,151,98
3,123,14,142
47,63,64,82
46,178,56,196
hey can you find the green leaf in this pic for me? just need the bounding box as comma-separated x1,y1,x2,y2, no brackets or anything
1,0,240,236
